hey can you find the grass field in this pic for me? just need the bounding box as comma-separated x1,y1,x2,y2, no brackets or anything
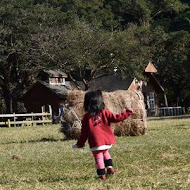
0,118,190,190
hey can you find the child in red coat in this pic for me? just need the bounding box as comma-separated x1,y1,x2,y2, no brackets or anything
73,90,133,180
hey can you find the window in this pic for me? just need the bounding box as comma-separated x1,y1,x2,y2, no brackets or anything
58,77,63,83
49,77,65,85
147,92,155,111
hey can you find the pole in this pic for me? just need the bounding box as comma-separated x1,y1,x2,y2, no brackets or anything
7,119,11,128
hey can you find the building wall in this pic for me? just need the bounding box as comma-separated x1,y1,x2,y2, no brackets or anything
23,84,62,115
142,81,160,116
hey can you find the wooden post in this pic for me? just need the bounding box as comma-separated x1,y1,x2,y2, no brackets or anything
7,119,11,128
41,105,45,124
41,106,45,126
41,105,45,113
164,93,168,107
13,113,16,127
49,105,52,115
31,112,34,126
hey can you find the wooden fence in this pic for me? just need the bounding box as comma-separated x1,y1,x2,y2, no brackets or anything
0,112,52,127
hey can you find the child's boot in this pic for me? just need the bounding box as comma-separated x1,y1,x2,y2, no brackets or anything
99,174,106,180
97,169,106,180
104,159,115,175
107,167,115,175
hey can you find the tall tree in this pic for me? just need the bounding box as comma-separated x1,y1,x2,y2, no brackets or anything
0,0,66,113
152,28,190,106
34,21,119,90
103,0,187,27
0,23,34,113
0,0,189,112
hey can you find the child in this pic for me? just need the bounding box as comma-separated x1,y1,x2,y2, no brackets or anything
72,90,133,180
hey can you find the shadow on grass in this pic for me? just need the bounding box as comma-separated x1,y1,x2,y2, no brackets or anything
38,175,94,183
0,137,66,145
0,175,94,185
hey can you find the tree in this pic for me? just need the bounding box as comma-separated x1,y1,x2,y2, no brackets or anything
102,0,187,27
35,21,157,90
0,0,189,112
34,21,119,90
0,0,66,113
170,9,190,32
152,29,190,106
114,24,153,80
0,25,33,113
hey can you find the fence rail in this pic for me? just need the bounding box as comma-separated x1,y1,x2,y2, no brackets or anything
0,112,52,127
147,107,186,117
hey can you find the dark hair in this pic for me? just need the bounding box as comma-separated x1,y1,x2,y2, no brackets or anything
84,90,105,117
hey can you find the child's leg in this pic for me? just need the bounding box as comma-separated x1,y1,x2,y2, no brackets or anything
92,150,106,177
103,149,115,174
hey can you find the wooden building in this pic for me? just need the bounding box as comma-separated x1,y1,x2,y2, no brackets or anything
23,64,167,116
23,70,73,115
142,62,168,116
89,62,168,116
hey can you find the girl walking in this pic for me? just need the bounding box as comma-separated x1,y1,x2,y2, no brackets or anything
73,90,133,180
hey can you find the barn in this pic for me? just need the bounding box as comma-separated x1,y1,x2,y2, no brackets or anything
89,62,168,116
142,62,168,116
22,70,74,115
23,63,167,117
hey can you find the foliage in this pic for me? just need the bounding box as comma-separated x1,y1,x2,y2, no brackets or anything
0,0,66,113
0,0,190,112
152,29,190,106
35,21,123,90
114,24,153,80
0,10,33,113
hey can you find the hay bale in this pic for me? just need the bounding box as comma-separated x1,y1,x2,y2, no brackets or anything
61,90,147,139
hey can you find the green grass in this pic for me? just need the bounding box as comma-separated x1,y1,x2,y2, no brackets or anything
0,118,190,190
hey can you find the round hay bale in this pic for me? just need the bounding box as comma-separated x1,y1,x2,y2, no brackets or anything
61,90,147,139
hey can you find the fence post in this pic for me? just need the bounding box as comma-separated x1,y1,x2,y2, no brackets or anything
182,107,185,114
13,113,16,127
49,105,52,115
7,119,11,128
31,113,34,126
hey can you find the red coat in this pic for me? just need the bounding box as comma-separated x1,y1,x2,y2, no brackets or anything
77,109,133,148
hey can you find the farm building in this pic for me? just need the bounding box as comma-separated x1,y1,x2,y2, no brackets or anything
23,63,167,116
22,70,75,115
142,62,168,116
89,62,168,116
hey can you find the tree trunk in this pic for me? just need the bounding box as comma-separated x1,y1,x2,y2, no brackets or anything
5,96,13,113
